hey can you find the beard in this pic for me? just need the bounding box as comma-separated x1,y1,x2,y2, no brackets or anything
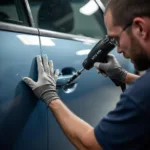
129,33,150,71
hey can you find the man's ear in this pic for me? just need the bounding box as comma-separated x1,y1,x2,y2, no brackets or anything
132,17,148,40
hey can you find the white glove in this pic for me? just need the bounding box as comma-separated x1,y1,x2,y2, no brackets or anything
23,55,59,106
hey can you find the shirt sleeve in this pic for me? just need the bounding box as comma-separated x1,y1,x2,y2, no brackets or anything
94,93,150,150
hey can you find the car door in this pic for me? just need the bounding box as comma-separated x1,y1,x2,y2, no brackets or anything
28,0,134,150
0,0,48,150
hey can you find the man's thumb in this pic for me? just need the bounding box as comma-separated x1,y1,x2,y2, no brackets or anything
23,77,36,89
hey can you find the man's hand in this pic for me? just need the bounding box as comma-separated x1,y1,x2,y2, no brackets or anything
23,55,59,105
94,54,127,83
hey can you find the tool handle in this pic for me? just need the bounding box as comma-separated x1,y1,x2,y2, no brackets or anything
110,78,126,91
110,78,122,86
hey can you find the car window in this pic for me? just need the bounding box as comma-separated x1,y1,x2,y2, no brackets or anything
29,0,106,38
0,0,28,25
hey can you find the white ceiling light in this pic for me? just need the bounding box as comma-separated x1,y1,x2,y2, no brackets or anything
79,0,99,16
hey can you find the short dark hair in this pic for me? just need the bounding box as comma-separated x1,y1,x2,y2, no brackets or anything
105,0,150,27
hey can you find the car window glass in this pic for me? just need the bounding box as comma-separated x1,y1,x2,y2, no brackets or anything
0,0,26,25
29,0,106,38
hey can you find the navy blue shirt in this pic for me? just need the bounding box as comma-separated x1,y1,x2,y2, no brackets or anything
94,68,150,150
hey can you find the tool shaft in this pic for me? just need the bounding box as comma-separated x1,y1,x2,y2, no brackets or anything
67,68,85,84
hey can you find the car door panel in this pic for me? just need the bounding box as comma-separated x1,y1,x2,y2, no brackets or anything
0,27,47,150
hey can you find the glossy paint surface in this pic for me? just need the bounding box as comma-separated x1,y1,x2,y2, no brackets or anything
0,30,47,150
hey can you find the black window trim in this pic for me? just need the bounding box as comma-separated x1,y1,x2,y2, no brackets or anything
23,0,35,27
0,21,38,35
0,0,37,35
39,28,100,43
0,20,98,43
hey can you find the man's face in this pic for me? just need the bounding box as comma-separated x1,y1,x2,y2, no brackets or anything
104,10,150,71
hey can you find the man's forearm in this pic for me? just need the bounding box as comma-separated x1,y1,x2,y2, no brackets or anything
23,55,101,150
125,72,140,84
49,99,93,150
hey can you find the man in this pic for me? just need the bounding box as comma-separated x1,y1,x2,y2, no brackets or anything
23,0,150,149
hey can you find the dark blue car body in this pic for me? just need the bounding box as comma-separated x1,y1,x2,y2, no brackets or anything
0,0,134,149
